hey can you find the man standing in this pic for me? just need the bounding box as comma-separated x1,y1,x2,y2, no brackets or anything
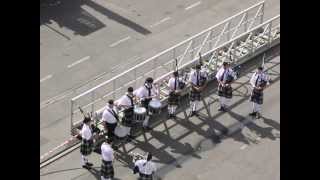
135,77,158,130
100,138,115,180
188,64,207,116
115,87,136,140
249,66,269,119
134,153,156,180
80,117,94,169
102,100,119,140
215,61,237,111
167,71,183,118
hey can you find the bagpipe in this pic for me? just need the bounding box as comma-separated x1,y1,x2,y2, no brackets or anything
174,58,186,90
78,106,101,134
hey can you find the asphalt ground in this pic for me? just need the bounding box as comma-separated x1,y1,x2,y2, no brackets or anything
40,0,279,159
40,54,280,180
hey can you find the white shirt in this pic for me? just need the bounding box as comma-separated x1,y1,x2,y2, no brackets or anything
102,106,118,124
168,77,180,91
115,93,134,108
250,72,269,88
189,70,207,86
134,85,157,99
80,123,92,140
215,67,236,82
135,159,156,175
101,142,114,162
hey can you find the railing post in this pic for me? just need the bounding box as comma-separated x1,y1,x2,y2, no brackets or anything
268,21,272,46
70,100,74,135
260,3,264,24
91,91,94,114
209,30,213,50
227,21,231,41
191,40,195,60
244,12,248,32
113,80,116,99
134,68,137,89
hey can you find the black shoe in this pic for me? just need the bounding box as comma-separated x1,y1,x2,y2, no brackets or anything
218,107,225,112
189,111,196,117
145,126,153,131
86,162,93,167
82,165,90,169
249,112,257,116
256,113,261,119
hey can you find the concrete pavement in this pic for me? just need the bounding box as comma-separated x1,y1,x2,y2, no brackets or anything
40,0,279,159
40,54,280,180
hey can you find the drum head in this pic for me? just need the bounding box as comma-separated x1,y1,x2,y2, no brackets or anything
115,126,128,138
149,99,161,108
134,107,146,114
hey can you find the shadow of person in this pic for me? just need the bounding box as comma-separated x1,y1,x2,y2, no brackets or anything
150,130,201,159
88,167,122,180
227,110,277,141
262,116,280,131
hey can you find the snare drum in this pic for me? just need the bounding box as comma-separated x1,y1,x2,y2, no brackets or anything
149,99,162,115
114,125,129,140
134,107,147,121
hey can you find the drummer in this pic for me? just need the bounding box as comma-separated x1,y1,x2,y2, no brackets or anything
102,100,119,141
167,71,182,118
134,77,159,131
115,87,136,141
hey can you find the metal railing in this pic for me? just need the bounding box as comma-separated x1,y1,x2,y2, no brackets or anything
70,1,280,134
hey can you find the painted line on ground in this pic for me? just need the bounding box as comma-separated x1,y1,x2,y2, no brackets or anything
67,56,90,68
40,74,53,83
240,144,248,150
109,36,131,47
150,17,171,28
185,1,201,10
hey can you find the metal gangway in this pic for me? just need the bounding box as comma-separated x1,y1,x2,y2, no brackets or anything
70,1,280,135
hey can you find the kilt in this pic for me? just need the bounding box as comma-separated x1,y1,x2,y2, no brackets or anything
190,88,201,101
101,160,114,179
168,92,180,105
218,84,232,99
139,173,153,180
141,98,152,113
80,139,93,156
250,88,263,105
122,108,134,127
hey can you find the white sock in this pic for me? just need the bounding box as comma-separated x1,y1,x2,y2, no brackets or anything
81,155,88,166
172,105,177,114
143,116,150,127
191,101,196,112
224,98,230,108
219,97,224,107
101,176,107,180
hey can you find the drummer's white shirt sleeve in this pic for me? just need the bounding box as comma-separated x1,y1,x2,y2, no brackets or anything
101,107,117,123
216,67,224,80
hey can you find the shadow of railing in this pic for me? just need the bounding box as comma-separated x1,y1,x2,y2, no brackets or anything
40,0,151,37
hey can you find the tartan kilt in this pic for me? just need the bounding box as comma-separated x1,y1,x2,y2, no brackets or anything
122,108,134,127
101,160,114,179
218,85,232,99
190,89,201,101
250,88,264,105
139,173,153,180
168,92,180,105
80,139,93,156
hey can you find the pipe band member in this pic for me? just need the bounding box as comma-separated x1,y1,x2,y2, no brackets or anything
100,138,115,180
102,100,119,140
215,61,236,112
249,66,269,119
188,64,208,117
135,77,158,130
134,153,156,180
115,87,136,140
80,116,94,169
167,71,183,118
